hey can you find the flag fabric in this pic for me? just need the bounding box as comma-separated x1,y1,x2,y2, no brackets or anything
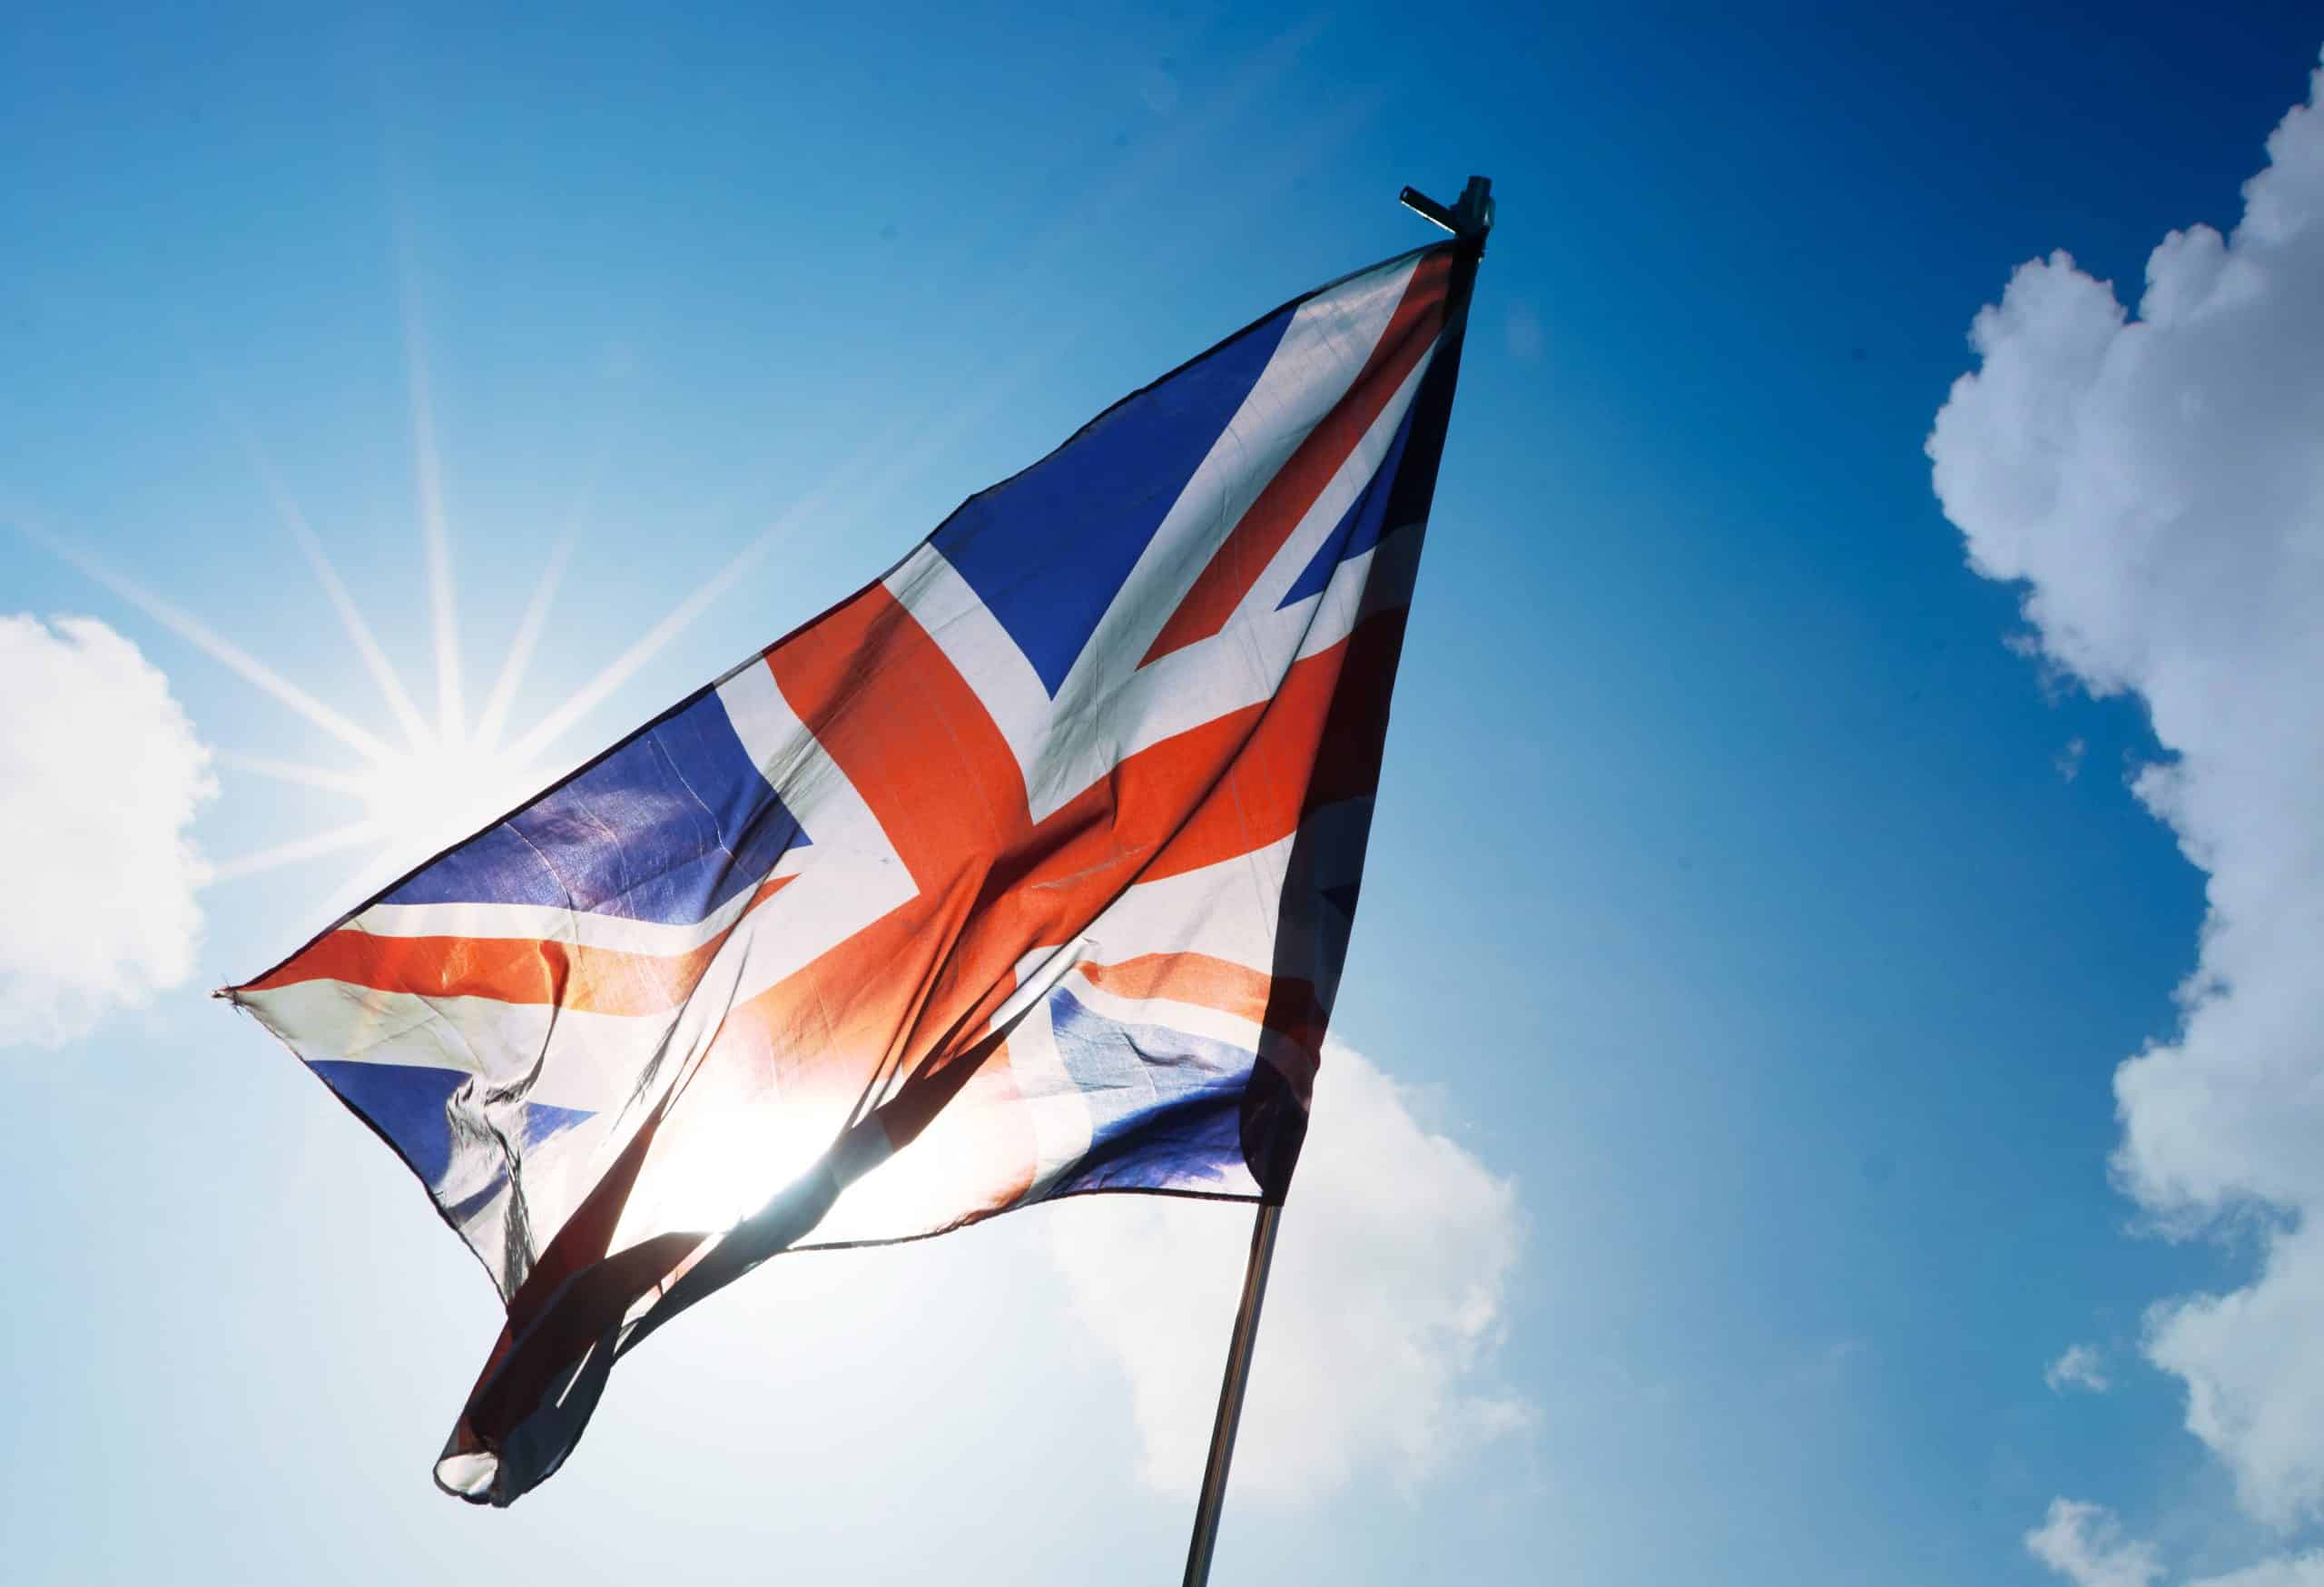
228,239,1479,1503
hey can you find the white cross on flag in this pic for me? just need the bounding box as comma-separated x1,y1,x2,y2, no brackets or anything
229,238,1481,1503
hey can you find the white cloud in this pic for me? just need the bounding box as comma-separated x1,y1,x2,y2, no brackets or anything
2028,1500,2166,1587
1929,52,2324,1529
2147,1227,2324,1529
2191,1553,2324,1587
2028,1501,2324,1587
1047,1039,1528,1501
2048,1343,2111,1395
0,615,214,1046
2026,1502,2324,1587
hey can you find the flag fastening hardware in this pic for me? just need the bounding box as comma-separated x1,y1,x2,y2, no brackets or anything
1399,174,1495,251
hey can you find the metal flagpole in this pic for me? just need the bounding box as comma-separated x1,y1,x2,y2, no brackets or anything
1177,175,1493,1587
1180,1208,1292,1587
1180,1201,1283,1587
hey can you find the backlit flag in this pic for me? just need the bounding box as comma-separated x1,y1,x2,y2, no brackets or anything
228,240,1480,1503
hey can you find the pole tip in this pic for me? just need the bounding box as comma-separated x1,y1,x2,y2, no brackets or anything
1456,175,1495,239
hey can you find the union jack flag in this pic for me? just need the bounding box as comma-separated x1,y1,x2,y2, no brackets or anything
228,239,1479,1503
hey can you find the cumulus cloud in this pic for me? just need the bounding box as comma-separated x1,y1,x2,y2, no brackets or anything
0,615,214,1046
1047,1040,1527,1501
2047,1343,2111,1395
2028,1500,2166,1587
1929,52,2324,1528
2027,1500,2324,1587
2192,1554,2324,1587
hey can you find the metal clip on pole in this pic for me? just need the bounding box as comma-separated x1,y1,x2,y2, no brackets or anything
1399,174,1495,251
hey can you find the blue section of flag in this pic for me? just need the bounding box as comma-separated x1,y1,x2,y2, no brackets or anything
1276,399,1420,609
379,691,806,925
1039,990,1250,1196
310,1060,594,1191
931,305,1297,695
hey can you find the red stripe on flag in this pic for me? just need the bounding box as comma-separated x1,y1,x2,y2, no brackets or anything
767,583,1035,892
1078,951,1328,1065
1132,607,1407,882
1139,251,1448,667
247,874,794,1016
438,598,1413,1495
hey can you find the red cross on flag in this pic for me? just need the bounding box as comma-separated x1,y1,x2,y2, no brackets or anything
228,237,1482,1504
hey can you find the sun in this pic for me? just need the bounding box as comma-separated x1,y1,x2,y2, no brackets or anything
359,731,545,880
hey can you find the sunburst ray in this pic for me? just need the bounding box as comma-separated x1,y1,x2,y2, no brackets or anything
8,517,397,766
212,750,372,797
499,438,893,769
472,531,571,754
397,223,465,748
309,843,416,927
208,821,388,883
231,419,436,753
499,59,1334,774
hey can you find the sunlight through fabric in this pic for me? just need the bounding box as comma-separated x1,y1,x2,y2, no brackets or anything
225,238,1484,1506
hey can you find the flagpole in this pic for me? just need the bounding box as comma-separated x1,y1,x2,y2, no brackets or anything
1179,1200,1283,1587
1177,175,1492,1587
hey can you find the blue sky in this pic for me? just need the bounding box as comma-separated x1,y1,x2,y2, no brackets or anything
6,4,2324,1584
